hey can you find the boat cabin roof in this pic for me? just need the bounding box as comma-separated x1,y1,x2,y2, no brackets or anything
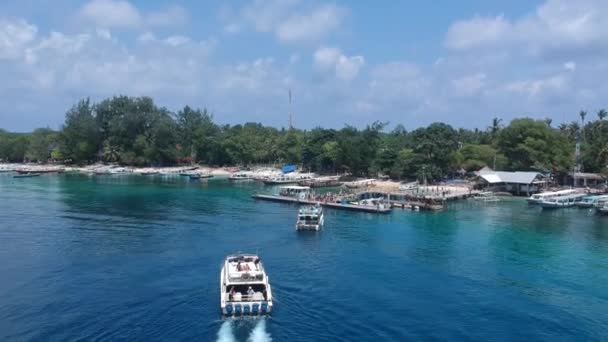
279,186,310,190
225,254,266,284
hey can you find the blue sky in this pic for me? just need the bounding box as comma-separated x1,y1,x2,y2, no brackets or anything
1,0,606,131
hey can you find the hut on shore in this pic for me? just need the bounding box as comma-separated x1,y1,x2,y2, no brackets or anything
474,167,547,195
563,172,606,188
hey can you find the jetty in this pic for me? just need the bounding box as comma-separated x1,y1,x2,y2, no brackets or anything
252,194,392,214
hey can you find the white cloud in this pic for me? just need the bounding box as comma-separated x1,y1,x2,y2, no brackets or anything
164,35,191,47
504,74,569,98
146,5,189,27
445,0,608,58
78,0,142,29
232,0,345,43
564,61,576,71
77,1,189,30
445,15,510,50
451,73,487,97
313,47,364,81
0,18,37,59
277,4,344,42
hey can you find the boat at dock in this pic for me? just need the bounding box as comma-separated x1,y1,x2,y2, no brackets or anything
296,205,324,231
527,189,579,205
298,176,341,188
220,254,273,316
596,203,608,215
576,195,608,208
343,179,376,189
263,173,314,185
540,193,585,209
350,197,391,211
228,172,253,181
471,191,500,202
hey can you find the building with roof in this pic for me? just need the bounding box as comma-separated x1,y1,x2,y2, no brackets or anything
474,167,547,195
564,172,606,188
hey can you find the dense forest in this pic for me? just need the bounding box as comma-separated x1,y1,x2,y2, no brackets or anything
1,96,607,180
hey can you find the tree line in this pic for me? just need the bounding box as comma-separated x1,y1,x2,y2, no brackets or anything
1,96,607,180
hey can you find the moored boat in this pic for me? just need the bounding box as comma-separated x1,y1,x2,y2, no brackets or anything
576,195,608,208
540,193,585,209
220,254,273,316
228,172,253,181
296,205,324,231
527,189,579,205
298,176,341,188
471,191,500,202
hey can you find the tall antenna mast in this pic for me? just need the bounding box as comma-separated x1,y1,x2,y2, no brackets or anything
288,89,293,129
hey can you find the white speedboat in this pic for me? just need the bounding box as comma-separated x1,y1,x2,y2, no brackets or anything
527,189,578,205
296,205,324,231
220,254,273,316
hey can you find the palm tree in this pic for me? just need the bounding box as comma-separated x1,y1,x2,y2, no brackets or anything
489,117,503,134
598,109,607,121
579,110,587,141
544,118,552,127
558,123,568,132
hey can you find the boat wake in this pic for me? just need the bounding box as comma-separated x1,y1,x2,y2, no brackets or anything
216,321,236,342
247,319,272,342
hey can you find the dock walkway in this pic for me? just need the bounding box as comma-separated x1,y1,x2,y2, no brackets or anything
252,194,392,214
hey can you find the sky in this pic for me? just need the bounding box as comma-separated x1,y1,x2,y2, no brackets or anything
1,0,607,131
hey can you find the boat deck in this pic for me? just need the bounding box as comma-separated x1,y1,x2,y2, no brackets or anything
252,194,392,213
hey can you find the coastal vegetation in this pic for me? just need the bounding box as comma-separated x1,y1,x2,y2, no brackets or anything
1,96,607,180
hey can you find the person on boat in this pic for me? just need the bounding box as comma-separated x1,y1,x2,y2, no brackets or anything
247,286,255,298
237,261,241,271
229,286,235,300
253,257,260,269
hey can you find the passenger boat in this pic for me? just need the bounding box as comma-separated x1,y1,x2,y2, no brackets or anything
278,186,311,200
296,205,324,231
220,254,273,316
471,191,500,202
343,179,376,189
596,203,608,215
351,197,390,210
228,172,253,181
298,176,341,188
576,195,608,208
527,189,578,205
263,173,314,185
540,193,585,209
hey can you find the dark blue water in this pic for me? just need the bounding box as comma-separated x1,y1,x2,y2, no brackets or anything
1,174,607,341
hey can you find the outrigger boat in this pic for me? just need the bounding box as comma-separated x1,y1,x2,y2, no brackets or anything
296,205,324,231
220,254,273,316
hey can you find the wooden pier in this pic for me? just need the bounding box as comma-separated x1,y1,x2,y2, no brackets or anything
252,194,392,214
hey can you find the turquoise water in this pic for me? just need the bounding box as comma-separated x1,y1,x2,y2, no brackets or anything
0,174,607,341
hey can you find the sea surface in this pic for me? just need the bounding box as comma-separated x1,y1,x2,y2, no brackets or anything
1,174,607,341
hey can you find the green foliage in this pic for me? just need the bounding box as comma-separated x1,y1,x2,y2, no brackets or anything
3,98,606,182
497,118,572,173
26,128,58,162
